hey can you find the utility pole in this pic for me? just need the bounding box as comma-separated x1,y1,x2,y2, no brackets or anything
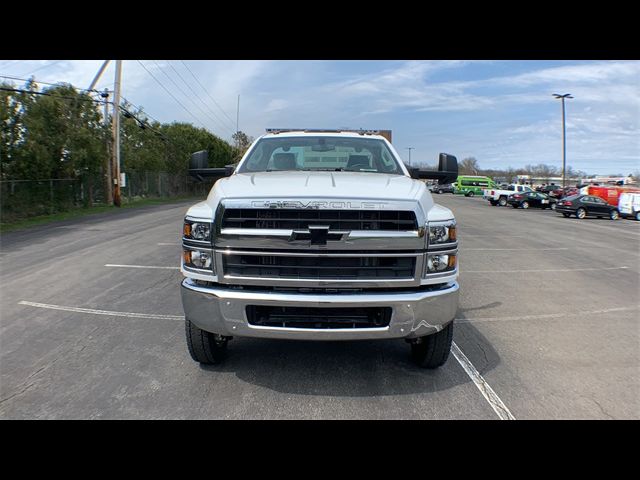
102,88,113,204
112,60,122,206
553,93,573,189
406,147,414,166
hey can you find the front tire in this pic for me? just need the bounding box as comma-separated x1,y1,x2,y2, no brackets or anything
550,203,557,210
610,209,619,220
467,191,475,197
576,208,587,219
410,321,454,369
522,201,530,209
185,319,228,365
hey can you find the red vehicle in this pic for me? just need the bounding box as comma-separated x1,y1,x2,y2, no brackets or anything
581,185,640,206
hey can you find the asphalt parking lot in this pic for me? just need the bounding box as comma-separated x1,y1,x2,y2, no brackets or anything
1,194,638,419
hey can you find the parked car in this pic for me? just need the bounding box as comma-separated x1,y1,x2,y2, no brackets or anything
556,194,620,220
507,191,557,210
536,184,563,198
483,184,533,206
618,192,640,220
562,187,579,198
431,183,454,194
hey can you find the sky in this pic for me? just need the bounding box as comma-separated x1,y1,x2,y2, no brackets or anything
1,59,638,175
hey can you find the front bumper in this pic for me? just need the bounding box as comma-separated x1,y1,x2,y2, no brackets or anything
181,278,459,341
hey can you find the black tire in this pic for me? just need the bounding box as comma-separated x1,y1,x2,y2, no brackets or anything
410,321,454,369
636,211,640,221
498,197,507,207
185,319,228,365
562,212,571,217
489,200,498,206
550,203,557,210
438,189,443,194
522,201,529,209
576,208,587,219
610,209,619,220
512,204,519,208
467,191,475,197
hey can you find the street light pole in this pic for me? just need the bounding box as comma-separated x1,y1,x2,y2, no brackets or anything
406,147,414,166
553,93,573,189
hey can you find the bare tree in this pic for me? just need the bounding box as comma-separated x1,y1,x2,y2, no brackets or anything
459,157,480,175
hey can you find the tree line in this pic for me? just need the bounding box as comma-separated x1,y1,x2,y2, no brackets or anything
458,157,597,182
0,79,241,205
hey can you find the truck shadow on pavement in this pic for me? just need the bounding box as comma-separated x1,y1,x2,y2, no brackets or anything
200,309,501,397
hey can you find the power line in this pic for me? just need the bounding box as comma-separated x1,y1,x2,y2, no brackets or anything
166,61,236,136
136,60,210,131
18,61,64,78
0,86,108,105
180,60,238,129
0,74,103,94
151,60,232,136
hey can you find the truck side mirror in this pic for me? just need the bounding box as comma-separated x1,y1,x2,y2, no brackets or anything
409,153,458,184
189,150,234,182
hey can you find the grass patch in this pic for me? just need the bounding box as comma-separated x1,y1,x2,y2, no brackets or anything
0,196,201,233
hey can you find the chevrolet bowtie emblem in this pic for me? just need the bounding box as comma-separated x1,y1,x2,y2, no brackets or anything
289,225,349,246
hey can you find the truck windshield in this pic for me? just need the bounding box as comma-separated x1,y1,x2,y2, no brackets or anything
237,136,403,175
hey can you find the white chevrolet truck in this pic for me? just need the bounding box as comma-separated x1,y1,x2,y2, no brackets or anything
180,129,459,368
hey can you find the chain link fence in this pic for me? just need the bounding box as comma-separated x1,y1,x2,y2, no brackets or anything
1,171,212,223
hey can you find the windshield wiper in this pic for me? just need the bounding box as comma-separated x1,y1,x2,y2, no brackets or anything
299,168,346,171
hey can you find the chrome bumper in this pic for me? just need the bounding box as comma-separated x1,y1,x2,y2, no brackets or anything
181,278,459,341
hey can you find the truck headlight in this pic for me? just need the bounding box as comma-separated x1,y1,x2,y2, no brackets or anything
428,223,456,244
183,220,212,242
425,253,456,274
183,247,215,273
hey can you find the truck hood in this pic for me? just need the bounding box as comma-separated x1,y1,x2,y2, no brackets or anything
214,171,424,201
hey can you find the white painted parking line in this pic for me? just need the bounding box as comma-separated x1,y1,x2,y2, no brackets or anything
456,305,640,324
105,264,180,270
157,242,180,246
451,342,515,420
463,266,629,273
17,301,184,320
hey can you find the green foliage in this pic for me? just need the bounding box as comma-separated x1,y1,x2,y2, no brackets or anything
1,79,235,220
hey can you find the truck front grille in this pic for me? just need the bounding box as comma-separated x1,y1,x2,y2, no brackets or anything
246,306,392,329
221,209,418,231
223,253,416,280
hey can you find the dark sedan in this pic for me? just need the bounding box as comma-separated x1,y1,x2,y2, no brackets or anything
507,191,557,210
430,183,455,194
556,194,620,220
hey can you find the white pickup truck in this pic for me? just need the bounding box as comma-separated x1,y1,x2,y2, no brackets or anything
180,129,460,369
483,184,533,206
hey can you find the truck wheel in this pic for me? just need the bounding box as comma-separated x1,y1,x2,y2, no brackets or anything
498,197,507,207
410,321,454,369
185,319,228,365
610,210,619,220
576,208,587,219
